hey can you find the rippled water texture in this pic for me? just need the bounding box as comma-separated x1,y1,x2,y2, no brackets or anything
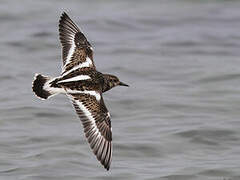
1,0,240,179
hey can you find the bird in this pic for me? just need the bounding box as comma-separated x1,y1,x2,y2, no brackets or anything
32,12,129,170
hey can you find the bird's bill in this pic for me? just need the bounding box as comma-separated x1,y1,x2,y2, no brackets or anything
119,81,129,87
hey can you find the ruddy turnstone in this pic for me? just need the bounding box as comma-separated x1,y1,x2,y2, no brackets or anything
32,12,128,170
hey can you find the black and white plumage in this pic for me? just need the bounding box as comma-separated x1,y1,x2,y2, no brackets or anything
59,13,95,74
32,12,128,171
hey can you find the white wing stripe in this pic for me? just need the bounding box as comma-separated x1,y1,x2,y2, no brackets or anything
66,90,101,101
63,39,76,69
57,75,91,83
62,57,93,76
84,91,101,101
73,99,101,137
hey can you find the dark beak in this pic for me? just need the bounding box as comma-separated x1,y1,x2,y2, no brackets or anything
119,81,129,87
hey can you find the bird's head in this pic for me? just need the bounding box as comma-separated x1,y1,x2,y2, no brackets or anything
103,74,129,92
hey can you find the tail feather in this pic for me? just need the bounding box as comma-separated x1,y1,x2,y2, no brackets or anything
32,74,62,100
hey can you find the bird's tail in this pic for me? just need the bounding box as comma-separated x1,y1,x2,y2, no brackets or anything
32,73,62,100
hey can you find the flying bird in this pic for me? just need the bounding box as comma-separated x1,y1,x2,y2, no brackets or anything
32,12,128,170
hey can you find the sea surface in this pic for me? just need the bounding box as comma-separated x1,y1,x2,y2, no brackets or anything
1,0,240,179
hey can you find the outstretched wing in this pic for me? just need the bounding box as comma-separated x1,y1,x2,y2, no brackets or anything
59,12,95,75
67,92,112,170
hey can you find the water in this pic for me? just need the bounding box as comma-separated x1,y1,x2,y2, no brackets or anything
1,0,240,179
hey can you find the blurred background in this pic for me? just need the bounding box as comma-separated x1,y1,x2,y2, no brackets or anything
1,0,240,179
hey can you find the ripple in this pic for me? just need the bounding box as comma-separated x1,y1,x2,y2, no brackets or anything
115,143,163,158
198,169,232,177
195,73,240,84
34,112,62,118
6,41,24,47
0,167,20,173
161,174,197,180
163,40,200,47
175,129,238,146
32,32,52,38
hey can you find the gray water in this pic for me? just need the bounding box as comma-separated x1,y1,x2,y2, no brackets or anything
1,0,240,179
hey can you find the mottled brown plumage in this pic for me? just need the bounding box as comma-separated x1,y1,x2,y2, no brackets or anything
32,12,128,171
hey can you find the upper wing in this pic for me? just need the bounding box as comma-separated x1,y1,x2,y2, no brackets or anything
67,92,112,170
59,12,95,75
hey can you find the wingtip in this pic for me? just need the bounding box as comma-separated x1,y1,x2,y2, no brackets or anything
60,11,69,21
59,11,79,32
104,161,110,171
62,11,68,16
